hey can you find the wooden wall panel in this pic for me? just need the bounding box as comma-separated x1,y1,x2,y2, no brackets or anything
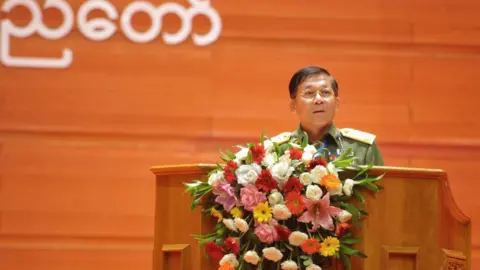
1,0,479,269
0,248,151,270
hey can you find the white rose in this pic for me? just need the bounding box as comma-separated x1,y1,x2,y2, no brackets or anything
299,172,313,186
279,153,291,163
219,253,239,267
244,250,260,265
306,264,322,270
302,145,317,164
268,190,284,206
272,204,292,220
338,210,352,223
288,231,308,246
263,140,274,153
222,218,238,232
234,147,249,165
262,153,277,169
262,247,283,262
342,179,356,197
281,260,298,270
208,171,224,186
234,218,249,232
271,155,294,187
327,162,339,177
236,164,262,186
306,185,323,200
310,165,327,184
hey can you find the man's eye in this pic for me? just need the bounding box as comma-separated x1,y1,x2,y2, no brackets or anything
304,91,315,96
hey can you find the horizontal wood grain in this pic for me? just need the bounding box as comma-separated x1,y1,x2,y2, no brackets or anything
0,247,151,270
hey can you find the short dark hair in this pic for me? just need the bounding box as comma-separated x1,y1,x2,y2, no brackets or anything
288,66,339,99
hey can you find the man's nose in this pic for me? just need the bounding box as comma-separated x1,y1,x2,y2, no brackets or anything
313,93,324,104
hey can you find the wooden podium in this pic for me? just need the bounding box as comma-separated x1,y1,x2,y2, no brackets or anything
150,164,471,270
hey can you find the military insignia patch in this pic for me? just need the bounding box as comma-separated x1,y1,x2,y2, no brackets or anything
340,128,376,145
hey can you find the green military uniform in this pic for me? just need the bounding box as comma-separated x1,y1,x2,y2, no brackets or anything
272,123,384,166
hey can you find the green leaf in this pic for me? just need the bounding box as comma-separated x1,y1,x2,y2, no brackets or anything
246,149,253,164
340,245,367,258
218,148,233,162
352,163,373,179
303,258,313,266
336,148,353,160
278,143,293,155
300,133,308,148
225,150,236,160
352,189,365,204
299,255,310,260
362,182,380,192
260,130,265,145
282,242,293,251
341,254,352,270
339,202,361,218
341,238,361,245
273,142,281,155
332,157,356,168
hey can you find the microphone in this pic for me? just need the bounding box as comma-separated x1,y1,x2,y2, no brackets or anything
336,134,345,156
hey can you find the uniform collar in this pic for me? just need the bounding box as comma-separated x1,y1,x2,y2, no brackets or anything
293,123,341,146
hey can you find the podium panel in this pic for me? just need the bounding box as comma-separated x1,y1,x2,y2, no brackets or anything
150,165,471,270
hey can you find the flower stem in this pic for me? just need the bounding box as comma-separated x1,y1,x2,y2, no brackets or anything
297,247,301,267
307,229,312,238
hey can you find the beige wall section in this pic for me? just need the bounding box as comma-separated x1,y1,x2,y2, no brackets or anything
0,0,479,269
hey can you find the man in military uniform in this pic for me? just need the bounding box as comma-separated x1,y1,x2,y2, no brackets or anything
277,66,384,166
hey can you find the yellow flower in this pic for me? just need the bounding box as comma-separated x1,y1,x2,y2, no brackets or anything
230,207,244,218
253,202,272,223
211,208,223,223
319,236,340,257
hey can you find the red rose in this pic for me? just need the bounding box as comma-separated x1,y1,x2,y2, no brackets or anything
205,242,225,260
256,170,279,193
223,161,238,184
307,157,327,171
224,237,240,255
289,148,303,160
274,225,292,241
226,160,238,169
336,222,351,236
250,145,265,164
283,176,303,194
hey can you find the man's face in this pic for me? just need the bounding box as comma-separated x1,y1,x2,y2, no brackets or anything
290,73,340,129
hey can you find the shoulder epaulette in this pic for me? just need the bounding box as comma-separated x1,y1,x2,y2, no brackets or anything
340,128,376,145
270,132,292,145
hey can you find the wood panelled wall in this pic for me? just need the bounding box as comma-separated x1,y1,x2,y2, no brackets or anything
1,0,479,269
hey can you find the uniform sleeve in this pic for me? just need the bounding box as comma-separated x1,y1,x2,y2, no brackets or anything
365,141,384,166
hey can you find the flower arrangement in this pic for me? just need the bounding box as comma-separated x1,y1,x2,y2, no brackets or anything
185,132,383,270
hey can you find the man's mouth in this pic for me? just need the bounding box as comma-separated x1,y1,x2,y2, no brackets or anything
313,110,325,114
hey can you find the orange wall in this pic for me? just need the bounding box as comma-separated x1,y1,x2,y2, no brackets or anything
1,0,479,269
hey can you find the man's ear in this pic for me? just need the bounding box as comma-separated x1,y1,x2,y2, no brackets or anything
289,99,296,112
335,97,340,111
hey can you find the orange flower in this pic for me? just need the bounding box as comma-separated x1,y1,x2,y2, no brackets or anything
285,191,306,215
301,238,321,254
320,173,341,189
336,222,351,236
219,262,234,270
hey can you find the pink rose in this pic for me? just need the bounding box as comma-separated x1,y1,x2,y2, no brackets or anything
240,185,267,211
254,223,278,244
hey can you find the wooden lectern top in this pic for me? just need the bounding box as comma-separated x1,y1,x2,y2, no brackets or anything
150,164,471,270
